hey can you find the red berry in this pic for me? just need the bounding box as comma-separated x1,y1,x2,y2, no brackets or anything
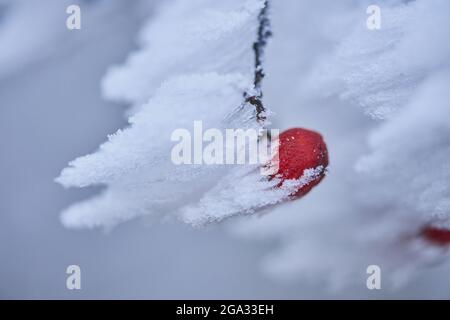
271,128,329,198
421,226,450,246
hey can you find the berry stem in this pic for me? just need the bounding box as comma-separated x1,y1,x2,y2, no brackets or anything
245,0,272,124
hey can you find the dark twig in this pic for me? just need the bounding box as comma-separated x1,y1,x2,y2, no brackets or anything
245,0,272,123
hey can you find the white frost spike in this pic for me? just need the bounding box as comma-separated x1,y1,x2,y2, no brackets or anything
356,71,450,226
56,0,272,229
309,0,450,119
57,73,252,229
102,0,265,110
182,166,326,226
57,73,250,189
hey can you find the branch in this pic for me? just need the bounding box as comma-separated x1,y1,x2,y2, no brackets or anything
245,0,272,123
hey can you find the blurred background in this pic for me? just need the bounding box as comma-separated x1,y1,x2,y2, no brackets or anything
1,0,450,299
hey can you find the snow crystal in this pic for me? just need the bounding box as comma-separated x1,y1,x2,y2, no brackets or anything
57,72,256,228
102,0,264,110
182,166,326,226
356,71,450,228
308,0,450,119
56,0,274,229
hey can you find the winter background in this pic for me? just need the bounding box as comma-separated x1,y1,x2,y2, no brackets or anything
1,0,450,299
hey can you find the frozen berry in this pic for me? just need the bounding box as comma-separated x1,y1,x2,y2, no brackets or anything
421,226,450,246
271,128,329,198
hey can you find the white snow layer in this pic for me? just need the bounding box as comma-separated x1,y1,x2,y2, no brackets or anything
102,0,264,111
231,0,450,289
309,0,450,119
56,0,286,229
57,0,450,289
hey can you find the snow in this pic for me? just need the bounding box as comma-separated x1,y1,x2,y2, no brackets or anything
57,72,261,228
357,71,450,229
57,0,277,229
308,0,450,119
230,0,450,289
52,0,450,291
182,165,325,226
102,0,264,111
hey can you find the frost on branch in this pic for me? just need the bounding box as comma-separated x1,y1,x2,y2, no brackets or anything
309,0,450,119
357,72,450,231
56,0,282,229
183,166,325,226
231,0,450,289
102,0,267,113
350,0,450,238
